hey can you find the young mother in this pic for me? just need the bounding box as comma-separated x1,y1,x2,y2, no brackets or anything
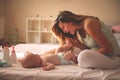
53,10,120,69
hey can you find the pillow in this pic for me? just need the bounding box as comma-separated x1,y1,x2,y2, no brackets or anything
111,24,120,33
113,33,120,40
113,33,120,47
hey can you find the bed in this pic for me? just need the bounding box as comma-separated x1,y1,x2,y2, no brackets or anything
0,33,120,80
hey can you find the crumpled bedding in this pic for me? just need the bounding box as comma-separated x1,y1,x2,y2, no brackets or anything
0,63,120,80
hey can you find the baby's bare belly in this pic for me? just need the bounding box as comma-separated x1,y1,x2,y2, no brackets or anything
41,54,60,65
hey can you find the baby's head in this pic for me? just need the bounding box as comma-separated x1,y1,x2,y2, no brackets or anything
21,52,42,68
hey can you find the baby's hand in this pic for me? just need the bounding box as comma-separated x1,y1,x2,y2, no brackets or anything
42,66,55,71
42,64,55,71
42,66,49,71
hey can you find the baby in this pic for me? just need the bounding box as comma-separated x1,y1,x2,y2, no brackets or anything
20,50,78,71
20,39,81,71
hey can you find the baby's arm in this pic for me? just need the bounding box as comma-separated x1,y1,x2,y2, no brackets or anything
43,49,56,54
55,38,73,54
42,62,55,71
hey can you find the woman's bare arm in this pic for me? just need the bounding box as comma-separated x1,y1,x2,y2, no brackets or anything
84,18,113,54
72,39,90,50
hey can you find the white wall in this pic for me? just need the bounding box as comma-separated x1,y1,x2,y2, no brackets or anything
4,0,120,42
0,0,5,39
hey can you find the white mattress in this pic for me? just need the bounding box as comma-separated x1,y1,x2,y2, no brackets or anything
0,43,120,80
0,63,120,80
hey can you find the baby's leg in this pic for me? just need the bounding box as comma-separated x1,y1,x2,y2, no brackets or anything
77,50,120,69
64,51,77,64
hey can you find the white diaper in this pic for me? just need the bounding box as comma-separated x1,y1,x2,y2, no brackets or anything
57,53,72,65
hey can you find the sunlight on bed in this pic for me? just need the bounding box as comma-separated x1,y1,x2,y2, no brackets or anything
16,52,25,58
10,43,59,59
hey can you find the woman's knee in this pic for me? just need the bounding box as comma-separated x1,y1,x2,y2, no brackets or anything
78,49,93,57
77,50,92,62
77,50,99,63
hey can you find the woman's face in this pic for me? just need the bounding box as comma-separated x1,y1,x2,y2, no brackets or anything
58,21,77,35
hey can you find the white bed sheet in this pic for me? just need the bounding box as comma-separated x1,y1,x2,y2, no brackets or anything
0,63,120,80
0,43,120,80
